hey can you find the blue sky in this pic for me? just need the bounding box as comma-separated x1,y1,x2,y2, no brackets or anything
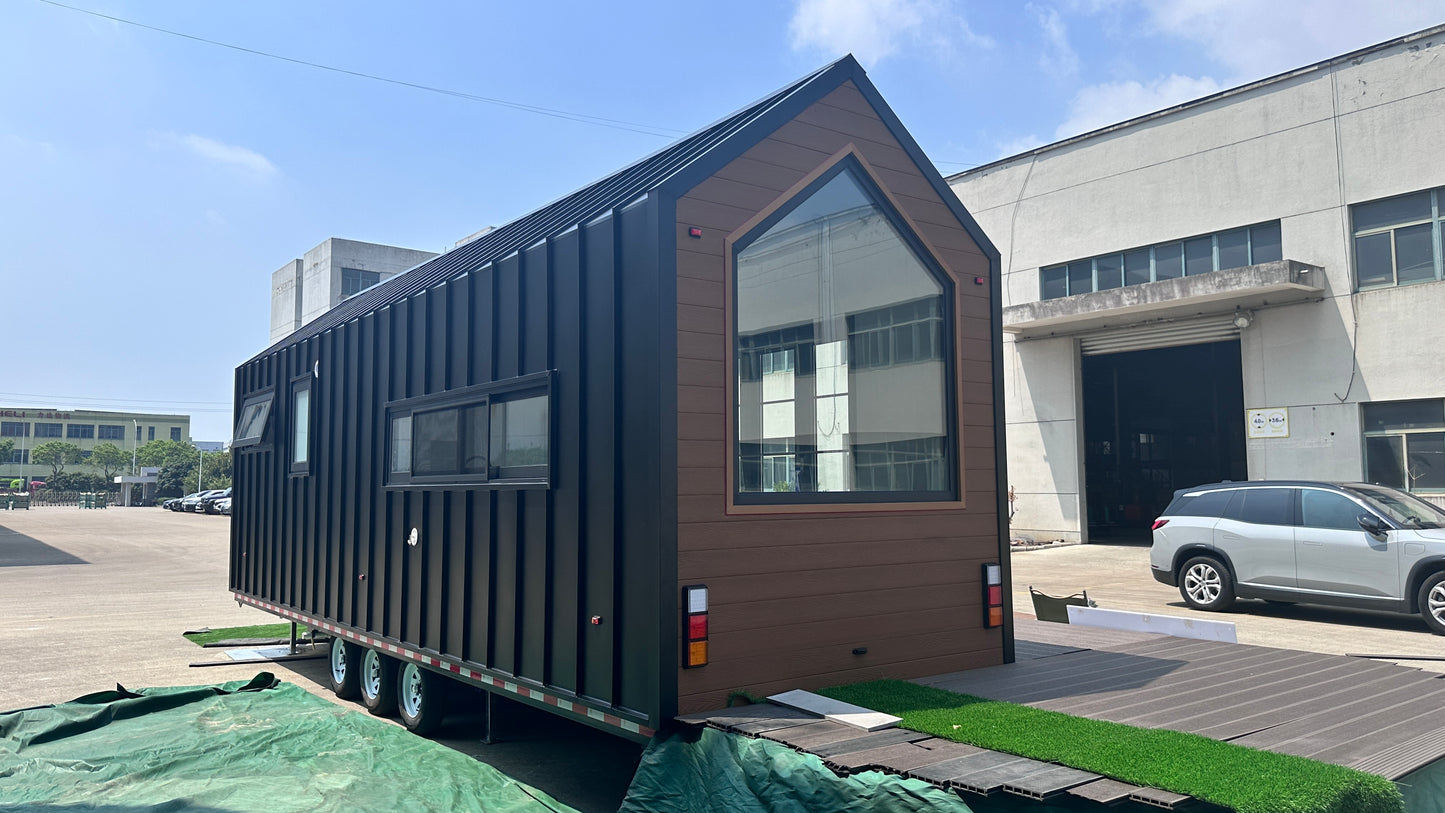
3,0,1442,442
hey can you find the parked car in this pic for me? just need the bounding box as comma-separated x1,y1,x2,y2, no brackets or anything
165,492,201,512
1150,480,1445,634
215,496,231,516
181,490,224,513
198,487,232,514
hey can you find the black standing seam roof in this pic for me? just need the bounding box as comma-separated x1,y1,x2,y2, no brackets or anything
250,56,865,363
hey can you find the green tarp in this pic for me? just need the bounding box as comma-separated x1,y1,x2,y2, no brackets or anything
619,726,977,813
0,673,575,813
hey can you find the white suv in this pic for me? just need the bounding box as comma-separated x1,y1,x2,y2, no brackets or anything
1149,481,1445,634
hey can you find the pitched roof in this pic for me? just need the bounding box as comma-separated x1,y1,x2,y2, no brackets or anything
254,54,998,361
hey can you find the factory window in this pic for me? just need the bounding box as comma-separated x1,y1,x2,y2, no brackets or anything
1353,190,1444,289
97,425,125,440
0,422,28,438
149,426,156,441
733,158,955,504
67,424,95,439
342,268,382,299
387,372,552,488
171,427,181,442
1040,221,1283,299
232,393,274,449
35,423,63,438
1363,399,1445,493
8,449,28,464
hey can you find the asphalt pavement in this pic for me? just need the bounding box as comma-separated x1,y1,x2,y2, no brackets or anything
1011,540,1445,673
0,507,641,813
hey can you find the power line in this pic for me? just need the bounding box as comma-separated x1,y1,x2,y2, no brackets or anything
33,0,992,168
34,0,691,139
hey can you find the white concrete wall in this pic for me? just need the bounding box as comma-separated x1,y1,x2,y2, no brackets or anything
951,32,1445,540
270,239,438,342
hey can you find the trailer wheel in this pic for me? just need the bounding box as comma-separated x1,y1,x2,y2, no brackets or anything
359,649,398,716
397,662,446,735
327,639,361,700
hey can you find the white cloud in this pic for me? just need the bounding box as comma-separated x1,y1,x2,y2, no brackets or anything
788,0,992,67
1031,4,1079,78
994,133,1047,160
1137,0,1445,82
160,133,277,178
1054,73,1224,139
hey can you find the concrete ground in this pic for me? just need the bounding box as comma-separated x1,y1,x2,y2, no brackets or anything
1011,540,1445,673
0,507,641,813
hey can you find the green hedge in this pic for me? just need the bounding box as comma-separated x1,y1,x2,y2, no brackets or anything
819,680,1402,813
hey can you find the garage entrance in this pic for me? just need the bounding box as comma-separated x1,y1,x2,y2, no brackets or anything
1082,340,1246,541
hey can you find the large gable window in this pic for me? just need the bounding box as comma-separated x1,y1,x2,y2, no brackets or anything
733,160,955,505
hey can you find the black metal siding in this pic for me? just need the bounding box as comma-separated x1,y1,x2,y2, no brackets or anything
232,202,665,729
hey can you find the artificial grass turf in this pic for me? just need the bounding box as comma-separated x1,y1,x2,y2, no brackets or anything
183,623,306,646
818,680,1403,813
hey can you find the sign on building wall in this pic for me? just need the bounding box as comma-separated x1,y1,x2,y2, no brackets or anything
1246,407,1290,439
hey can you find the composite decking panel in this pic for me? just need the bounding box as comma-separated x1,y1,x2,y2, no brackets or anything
1067,777,1142,804
1015,639,1085,660
909,750,1031,786
760,719,867,749
809,727,932,758
1001,763,1102,799
1129,786,1193,809
951,756,1073,796
1350,727,1445,778
821,739,963,772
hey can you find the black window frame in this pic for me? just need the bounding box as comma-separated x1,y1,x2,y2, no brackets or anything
0,422,27,438
386,370,554,490
290,373,313,475
232,391,275,450
34,422,63,438
730,155,959,507
66,424,95,439
97,424,125,440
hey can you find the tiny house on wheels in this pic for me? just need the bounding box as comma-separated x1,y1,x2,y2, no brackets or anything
230,57,1010,741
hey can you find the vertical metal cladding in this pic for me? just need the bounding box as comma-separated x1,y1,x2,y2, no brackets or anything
231,200,665,731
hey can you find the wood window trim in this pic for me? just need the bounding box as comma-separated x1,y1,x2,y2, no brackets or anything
721,143,969,516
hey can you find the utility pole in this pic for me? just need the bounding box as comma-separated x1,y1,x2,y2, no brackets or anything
131,419,138,475
197,448,205,493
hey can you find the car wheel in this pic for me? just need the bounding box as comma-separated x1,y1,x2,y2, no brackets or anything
397,662,447,735
1179,556,1235,611
359,649,398,716
1419,572,1445,636
327,639,361,700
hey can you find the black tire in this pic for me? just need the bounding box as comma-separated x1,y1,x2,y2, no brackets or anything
1179,556,1235,611
1418,572,1445,635
359,649,398,716
327,639,361,700
397,662,447,735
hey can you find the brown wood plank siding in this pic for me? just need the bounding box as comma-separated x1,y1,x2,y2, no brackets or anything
674,82,1001,713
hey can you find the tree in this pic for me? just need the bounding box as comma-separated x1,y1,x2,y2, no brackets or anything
88,442,130,485
136,439,200,498
30,441,83,480
0,439,13,468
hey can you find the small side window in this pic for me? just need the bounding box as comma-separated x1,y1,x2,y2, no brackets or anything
291,377,312,474
386,372,552,488
233,393,274,449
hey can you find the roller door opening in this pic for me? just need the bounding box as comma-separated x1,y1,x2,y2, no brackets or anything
1082,340,1246,542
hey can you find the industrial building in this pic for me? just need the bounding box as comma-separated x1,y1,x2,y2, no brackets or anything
270,238,438,342
1,407,190,482
948,25,1445,543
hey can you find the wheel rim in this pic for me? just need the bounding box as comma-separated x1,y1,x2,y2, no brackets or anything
401,665,424,719
1429,582,1445,625
329,642,347,684
1184,563,1221,604
362,651,383,699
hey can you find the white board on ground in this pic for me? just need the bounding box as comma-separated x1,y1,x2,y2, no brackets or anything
1066,605,1237,643
767,689,900,732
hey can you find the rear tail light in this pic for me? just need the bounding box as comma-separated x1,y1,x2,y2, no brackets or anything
982,563,1003,628
1151,518,1170,531
683,585,708,668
